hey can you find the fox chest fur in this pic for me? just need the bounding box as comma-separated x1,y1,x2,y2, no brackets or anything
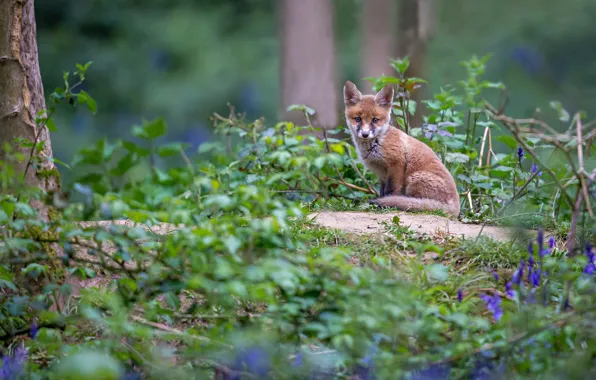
352,131,404,182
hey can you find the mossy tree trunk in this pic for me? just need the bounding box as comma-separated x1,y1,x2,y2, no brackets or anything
1,0,63,297
0,0,60,220
280,0,339,135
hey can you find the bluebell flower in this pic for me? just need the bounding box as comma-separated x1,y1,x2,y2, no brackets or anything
409,363,451,380
480,294,503,321
292,352,303,368
231,346,270,377
584,244,595,275
531,163,538,173
528,242,534,255
517,148,524,159
492,272,499,282
457,289,463,302
531,269,541,288
512,259,525,285
0,345,27,380
540,249,550,258
548,237,555,250
30,322,38,339
505,281,516,298
537,229,544,252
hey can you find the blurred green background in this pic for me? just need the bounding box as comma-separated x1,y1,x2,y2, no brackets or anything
35,0,596,182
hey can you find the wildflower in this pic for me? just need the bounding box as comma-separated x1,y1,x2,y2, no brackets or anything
30,321,38,339
480,294,503,321
231,346,270,377
492,272,499,282
548,237,555,250
528,242,533,255
0,345,27,380
531,163,538,173
537,229,544,252
512,259,525,285
517,147,524,159
584,244,595,275
531,269,541,288
505,281,516,298
457,289,463,302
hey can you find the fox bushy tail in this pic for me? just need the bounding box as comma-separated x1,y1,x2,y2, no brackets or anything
372,195,460,217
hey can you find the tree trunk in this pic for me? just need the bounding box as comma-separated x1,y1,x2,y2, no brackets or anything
396,0,434,130
280,0,339,135
0,0,60,220
362,0,397,92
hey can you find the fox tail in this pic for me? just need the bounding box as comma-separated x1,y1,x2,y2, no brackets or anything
371,195,460,217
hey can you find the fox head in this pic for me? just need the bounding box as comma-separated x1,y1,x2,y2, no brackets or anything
343,81,394,140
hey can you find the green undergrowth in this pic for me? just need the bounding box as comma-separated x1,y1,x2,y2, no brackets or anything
1,57,595,379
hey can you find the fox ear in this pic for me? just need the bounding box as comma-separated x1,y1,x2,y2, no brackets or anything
343,81,362,106
374,84,394,108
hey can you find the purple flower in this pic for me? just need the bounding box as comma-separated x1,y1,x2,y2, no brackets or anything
30,322,38,339
457,289,463,302
531,270,541,288
584,244,595,275
517,147,524,159
492,272,499,282
531,163,538,173
0,345,27,380
528,242,534,255
505,281,516,298
537,229,544,252
549,237,555,249
480,294,503,321
540,249,550,257
512,259,525,285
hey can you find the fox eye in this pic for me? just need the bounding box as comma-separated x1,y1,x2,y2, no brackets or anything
372,117,379,123
354,117,362,122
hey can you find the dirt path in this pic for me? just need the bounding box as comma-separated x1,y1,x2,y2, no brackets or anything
309,211,523,242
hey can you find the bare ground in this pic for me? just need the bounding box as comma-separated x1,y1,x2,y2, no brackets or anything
308,211,525,242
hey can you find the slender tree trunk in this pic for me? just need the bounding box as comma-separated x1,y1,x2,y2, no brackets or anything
0,0,60,220
280,0,339,134
396,0,434,130
362,0,397,92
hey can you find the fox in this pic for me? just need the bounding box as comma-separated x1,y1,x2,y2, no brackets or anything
342,80,460,217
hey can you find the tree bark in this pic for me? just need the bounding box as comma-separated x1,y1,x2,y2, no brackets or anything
362,0,397,92
280,0,339,134
396,0,434,130
0,0,60,220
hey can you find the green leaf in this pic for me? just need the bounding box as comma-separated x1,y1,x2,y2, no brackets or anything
132,118,167,140
79,90,97,114
495,135,518,149
445,152,470,164
428,264,449,282
109,153,138,176
286,104,316,115
157,142,189,157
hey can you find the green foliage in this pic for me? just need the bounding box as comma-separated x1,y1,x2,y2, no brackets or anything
1,58,595,379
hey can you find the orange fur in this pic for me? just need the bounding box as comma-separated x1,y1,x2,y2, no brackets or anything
343,81,460,217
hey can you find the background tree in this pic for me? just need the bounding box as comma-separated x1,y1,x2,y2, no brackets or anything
280,0,338,133
0,0,59,220
396,0,435,129
361,0,396,93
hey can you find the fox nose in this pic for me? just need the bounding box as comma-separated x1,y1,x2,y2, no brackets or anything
361,131,370,138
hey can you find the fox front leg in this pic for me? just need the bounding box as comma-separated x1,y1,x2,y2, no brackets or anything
379,178,387,197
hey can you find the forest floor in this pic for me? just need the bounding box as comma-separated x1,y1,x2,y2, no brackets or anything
309,210,524,242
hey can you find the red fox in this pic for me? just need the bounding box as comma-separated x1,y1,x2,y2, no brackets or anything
343,81,460,217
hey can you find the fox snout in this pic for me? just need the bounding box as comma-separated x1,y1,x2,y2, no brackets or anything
357,125,375,139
